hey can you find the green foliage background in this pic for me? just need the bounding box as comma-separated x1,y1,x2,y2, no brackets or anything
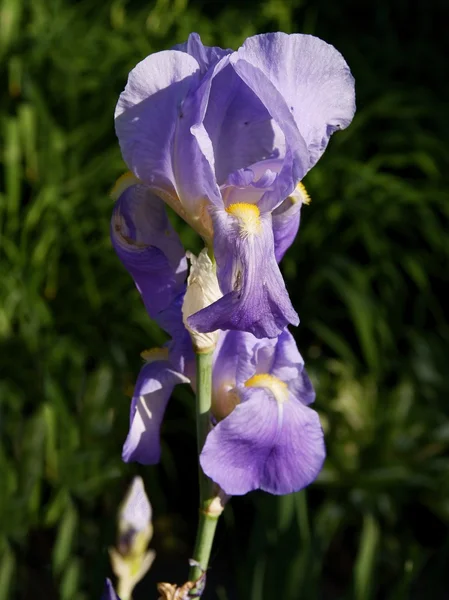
0,0,448,598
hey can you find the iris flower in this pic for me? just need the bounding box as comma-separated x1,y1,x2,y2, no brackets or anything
201,329,324,495
115,32,355,338
111,177,324,494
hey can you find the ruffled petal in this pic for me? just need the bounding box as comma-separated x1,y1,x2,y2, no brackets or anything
233,33,356,171
115,50,200,198
115,50,222,233
122,362,189,465
188,209,298,338
111,183,187,319
200,387,325,495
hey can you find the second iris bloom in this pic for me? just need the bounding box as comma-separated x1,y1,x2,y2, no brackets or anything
111,180,325,496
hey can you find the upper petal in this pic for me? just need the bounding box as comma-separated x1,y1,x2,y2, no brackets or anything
203,64,284,184
200,386,325,495
211,330,261,419
115,50,200,196
122,361,189,465
270,330,315,405
115,51,221,232
233,33,356,171
188,209,299,338
173,32,232,73
229,55,309,212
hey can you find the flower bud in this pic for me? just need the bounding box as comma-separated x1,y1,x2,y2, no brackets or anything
109,477,156,600
118,476,153,555
182,249,222,353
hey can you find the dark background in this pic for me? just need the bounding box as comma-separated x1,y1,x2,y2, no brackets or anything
1,0,448,598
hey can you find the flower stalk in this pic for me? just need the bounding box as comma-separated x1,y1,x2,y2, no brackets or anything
189,349,220,586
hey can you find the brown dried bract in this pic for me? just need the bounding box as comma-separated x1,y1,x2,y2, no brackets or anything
157,571,206,599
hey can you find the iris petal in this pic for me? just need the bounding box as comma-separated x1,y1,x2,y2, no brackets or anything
189,209,298,339
200,386,325,495
111,183,187,319
122,361,189,465
115,50,199,196
272,194,302,262
234,33,356,171
173,32,232,73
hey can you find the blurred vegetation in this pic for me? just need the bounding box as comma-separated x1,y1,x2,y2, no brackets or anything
0,0,448,598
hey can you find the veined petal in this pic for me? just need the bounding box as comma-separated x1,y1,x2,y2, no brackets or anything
188,208,298,338
200,386,325,495
122,361,189,465
233,33,356,171
111,183,187,319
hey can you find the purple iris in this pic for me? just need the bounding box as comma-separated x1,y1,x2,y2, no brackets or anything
115,32,355,339
102,579,120,600
111,179,193,464
111,177,324,492
200,329,325,495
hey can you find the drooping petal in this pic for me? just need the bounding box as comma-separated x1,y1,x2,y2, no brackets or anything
173,32,232,73
111,183,187,319
122,361,189,465
200,387,325,495
188,208,298,339
233,33,356,171
102,579,120,600
157,293,195,379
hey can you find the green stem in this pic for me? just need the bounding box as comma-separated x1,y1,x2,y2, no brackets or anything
189,349,219,585
189,510,219,583
194,350,213,502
